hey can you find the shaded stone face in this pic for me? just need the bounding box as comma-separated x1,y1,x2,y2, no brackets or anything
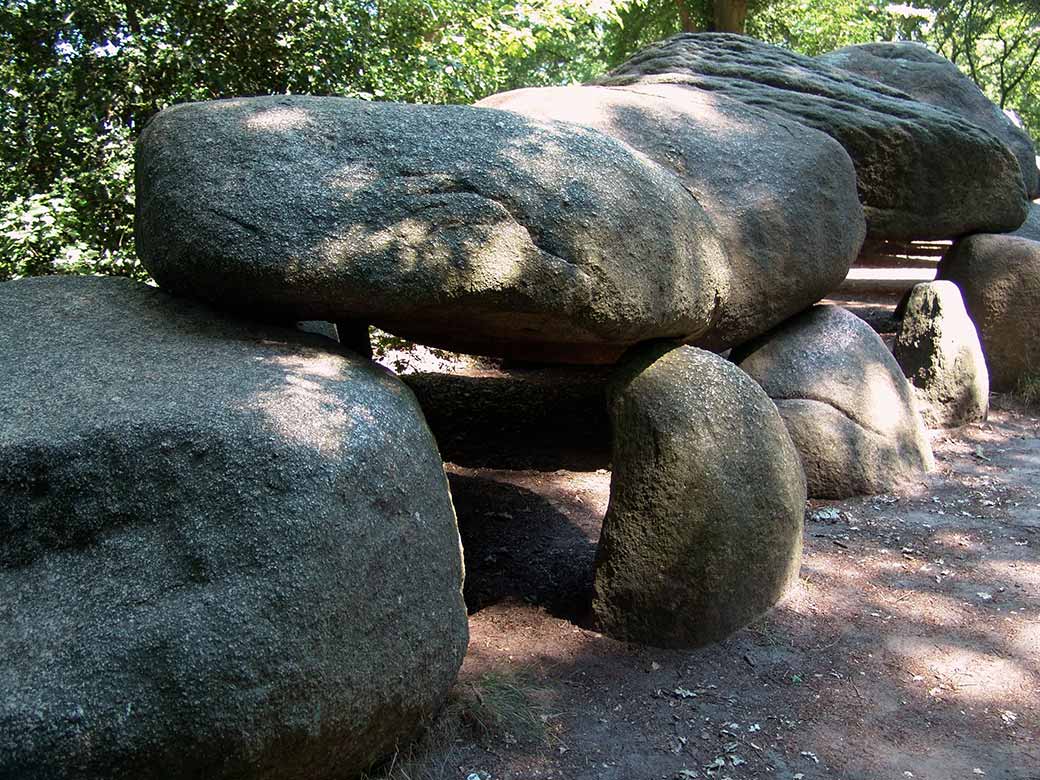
593,342,806,648
939,233,1040,392
478,83,865,352
0,276,467,780
818,41,1040,200
895,280,989,428
597,33,1028,241
136,94,734,364
1011,202,1040,243
733,305,935,499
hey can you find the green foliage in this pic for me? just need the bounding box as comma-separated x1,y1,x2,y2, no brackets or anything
930,0,1040,140
1,0,1038,284
0,0,628,282
750,0,933,55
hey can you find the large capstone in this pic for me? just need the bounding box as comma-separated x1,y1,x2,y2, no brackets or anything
593,343,805,648
477,83,864,351
818,41,1040,199
733,305,935,498
0,276,467,780
938,233,1040,391
136,94,733,364
596,33,1028,241
894,281,989,428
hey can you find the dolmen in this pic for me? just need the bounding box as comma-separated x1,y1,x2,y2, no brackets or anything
5,31,1037,779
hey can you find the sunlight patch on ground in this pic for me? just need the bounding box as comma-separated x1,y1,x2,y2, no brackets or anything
886,636,1038,707
879,590,978,627
930,529,986,552
801,550,871,581
975,557,1040,591
1009,620,1040,660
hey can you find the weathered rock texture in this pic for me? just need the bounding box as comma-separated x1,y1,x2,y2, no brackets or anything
0,276,467,780
938,233,1040,391
136,94,733,364
818,41,1040,199
1011,201,1040,242
594,343,805,648
478,83,864,351
895,281,989,428
596,33,1028,240
733,305,935,498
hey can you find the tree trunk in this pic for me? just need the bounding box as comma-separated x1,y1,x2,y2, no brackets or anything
675,0,696,32
713,0,749,34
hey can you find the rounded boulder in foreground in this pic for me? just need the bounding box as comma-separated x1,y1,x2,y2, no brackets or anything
593,343,805,648
0,277,467,780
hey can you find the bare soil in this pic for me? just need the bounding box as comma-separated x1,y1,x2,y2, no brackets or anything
376,297,1040,780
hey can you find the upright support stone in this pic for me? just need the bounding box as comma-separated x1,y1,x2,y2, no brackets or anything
593,342,805,648
895,281,989,428
938,233,1040,392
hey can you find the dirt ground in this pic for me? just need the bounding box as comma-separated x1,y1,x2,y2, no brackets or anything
375,297,1040,780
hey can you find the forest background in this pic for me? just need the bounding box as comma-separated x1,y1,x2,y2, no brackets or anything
2,0,1039,282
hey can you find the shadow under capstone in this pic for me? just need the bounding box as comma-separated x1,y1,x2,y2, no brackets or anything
449,472,601,624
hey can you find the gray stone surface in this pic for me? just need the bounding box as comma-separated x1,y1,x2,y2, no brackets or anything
0,276,467,780
593,342,805,648
478,83,864,351
939,233,1040,391
895,281,989,428
1010,201,1040,242
295,319,339,342
136,94,732,364
733,305,934,498
596,33,1028,241
819,41,1040,199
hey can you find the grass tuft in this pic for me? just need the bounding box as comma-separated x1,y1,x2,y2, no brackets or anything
362,671,552,780
1014,373,1040,408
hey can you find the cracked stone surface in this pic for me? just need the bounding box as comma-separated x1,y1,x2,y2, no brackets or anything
818,41,1040,199
733,304,935,498
596,33,1028,241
